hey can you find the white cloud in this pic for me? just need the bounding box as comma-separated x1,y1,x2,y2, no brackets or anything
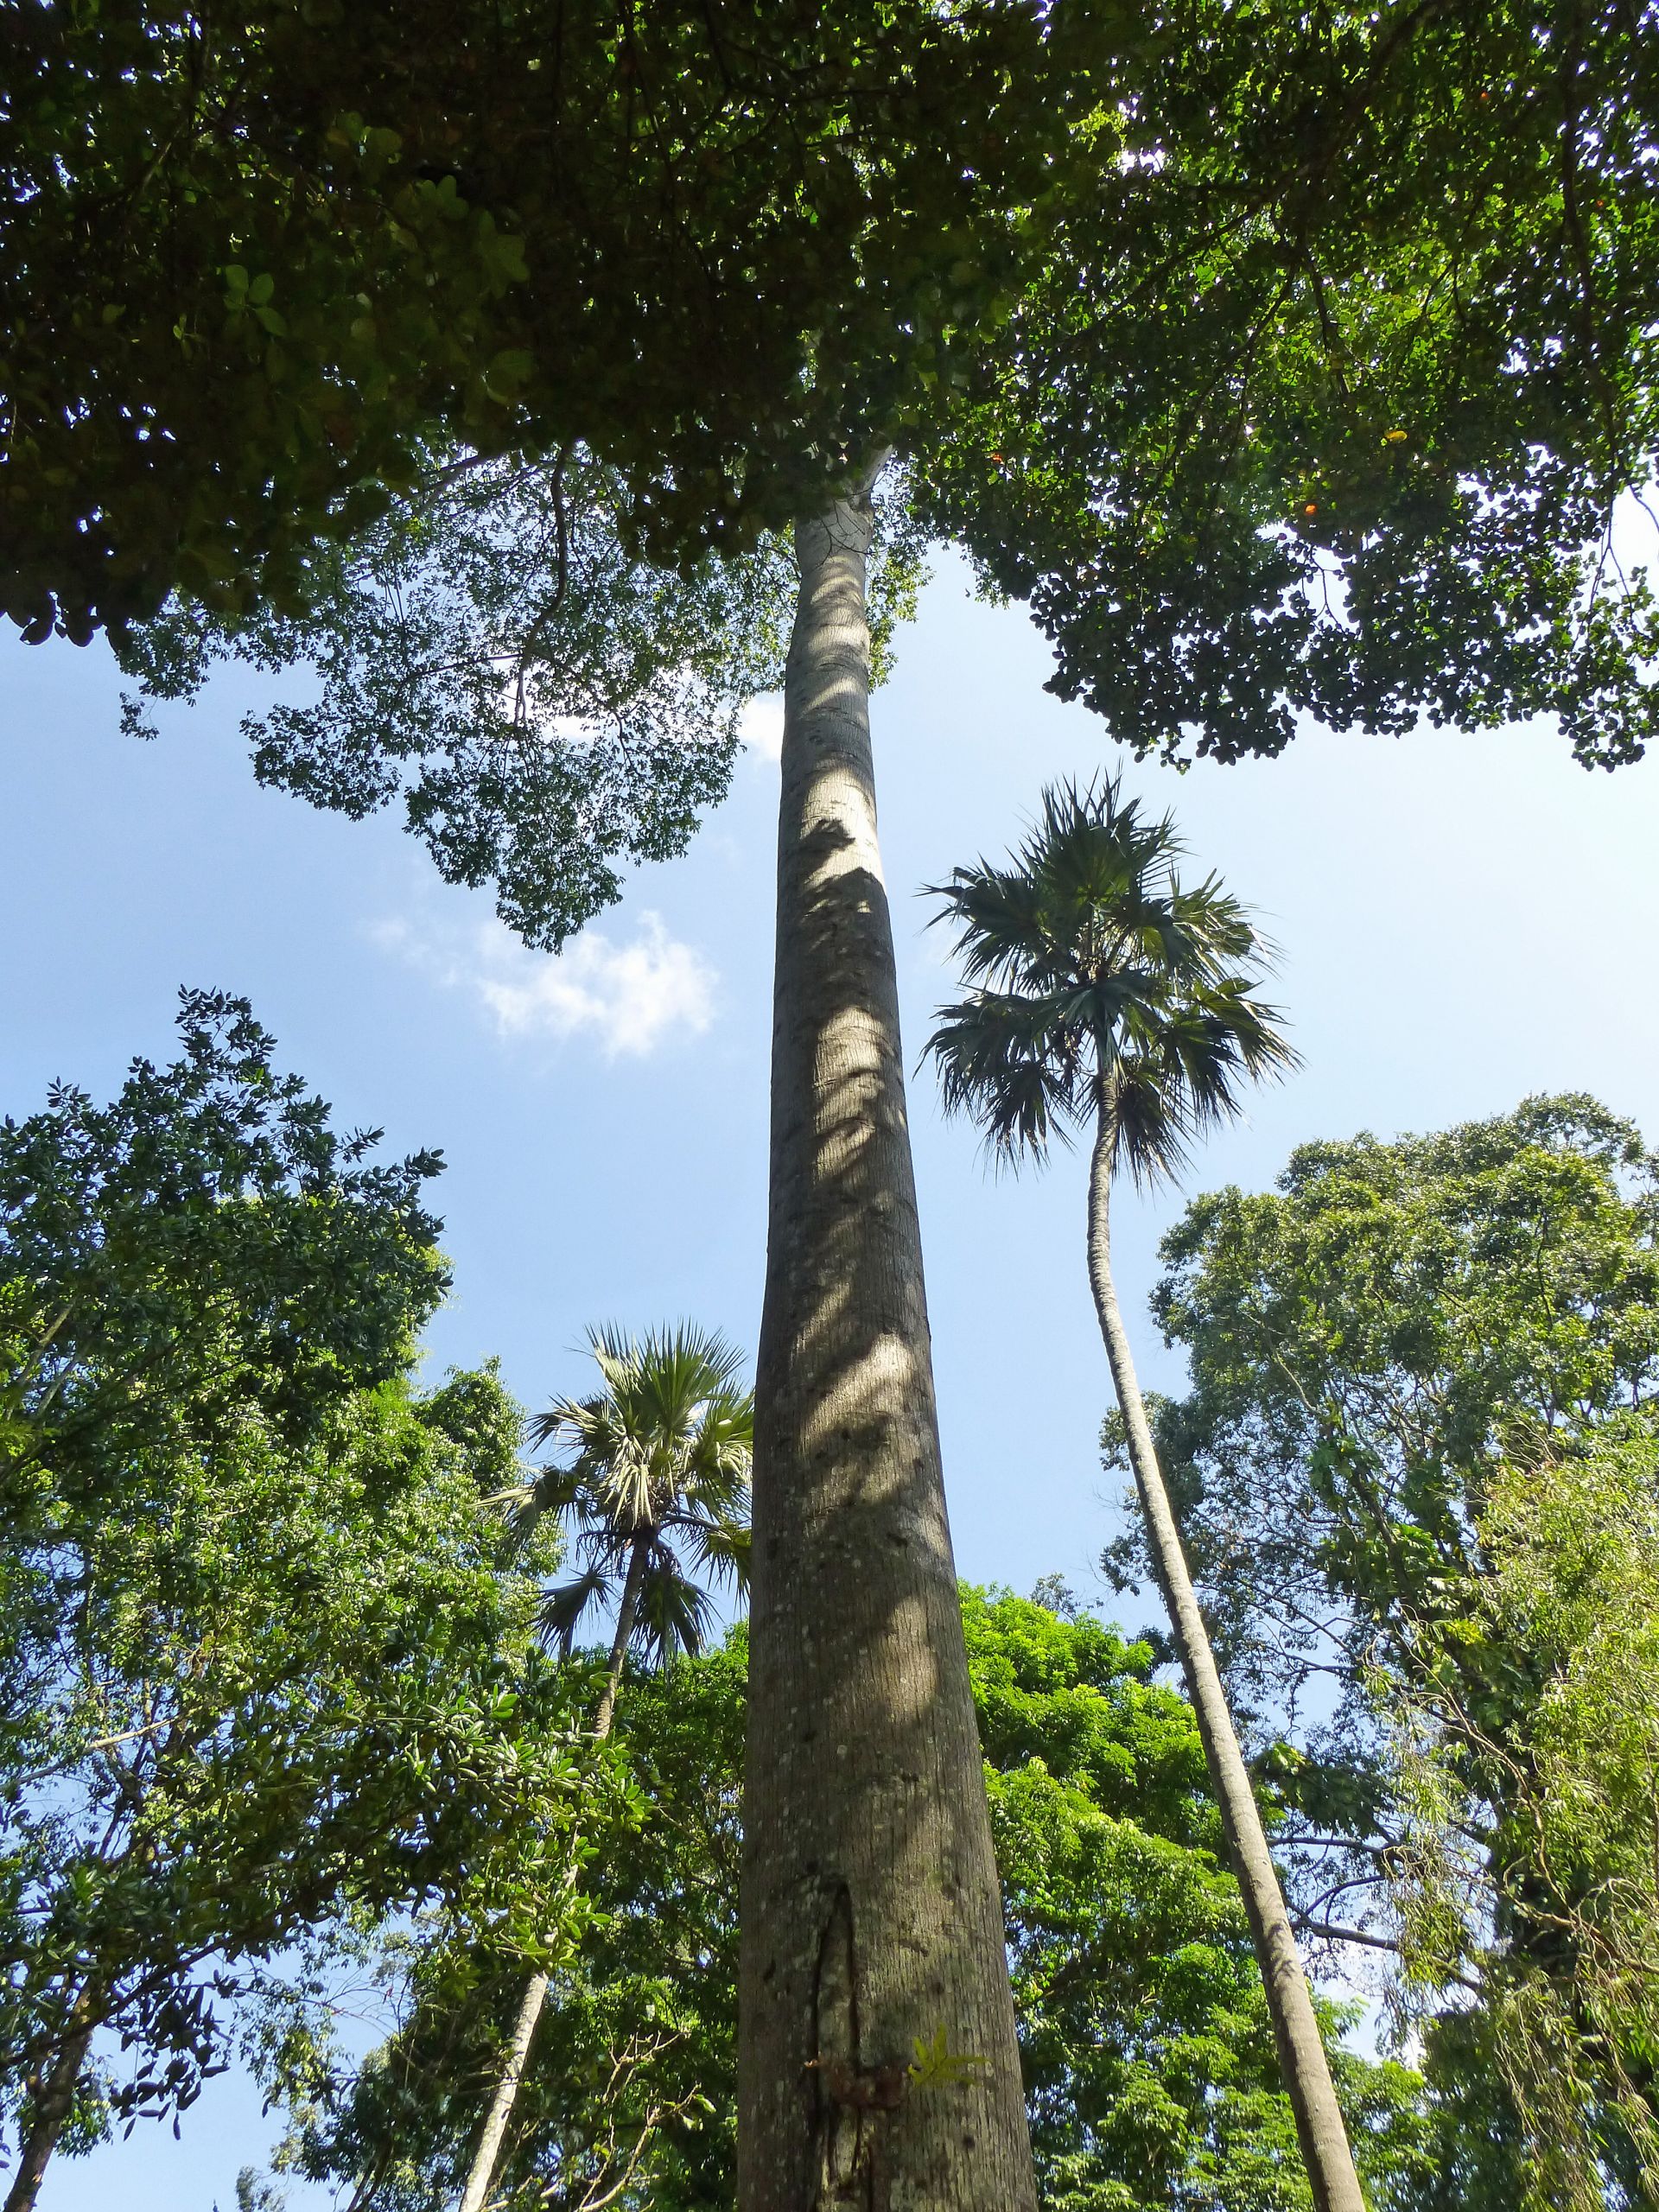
372,911,716,1058
740,691,785,764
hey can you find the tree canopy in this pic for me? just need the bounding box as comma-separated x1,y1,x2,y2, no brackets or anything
0,986,445,1456
928,0,1659,766
1,0,1051,639
0,999,593,2202
1109,1097,1659,2206
9,1,1659,778
113,452,801,944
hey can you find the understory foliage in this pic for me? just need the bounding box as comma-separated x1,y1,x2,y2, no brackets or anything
0,998,593,2183
8,1027,1650,2207
253,1592,1429,2212
1107,1097,1659,2206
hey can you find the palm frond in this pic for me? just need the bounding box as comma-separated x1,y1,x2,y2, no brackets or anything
521,1458,595,1519
633,1560,718,1666
661,1449,751,1530
925,773,1297,1192
923,988,1085,1164
526,1390,620,1461
524,1321,754,1676
539,1563,618,1657
1109,1059,1201,1190
673,1510,753,1594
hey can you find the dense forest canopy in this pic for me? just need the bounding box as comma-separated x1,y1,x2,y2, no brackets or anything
6,1,1658,769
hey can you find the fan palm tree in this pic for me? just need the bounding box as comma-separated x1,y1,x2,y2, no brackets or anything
925,779,1364,2212
459,1322,753,2212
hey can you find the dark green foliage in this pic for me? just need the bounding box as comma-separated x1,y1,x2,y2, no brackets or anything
926,3,1659,767
1,0,1050,642
12,3,1659,798
1113,1098,1659,2203
969,1591,1431,2212
0,988,444,1462
264,1592,1430,2210
0,1001,589,2175
0,0,556,643
250,1637,741,2212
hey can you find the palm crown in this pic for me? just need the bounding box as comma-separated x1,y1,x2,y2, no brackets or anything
925,777,1297,1185
517,1323,753,1669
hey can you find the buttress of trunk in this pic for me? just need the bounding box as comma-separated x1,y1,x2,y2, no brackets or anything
4,1999,98,2212
1086,1108,1367,2212
456,1536,649,2212
737,481,1038,2211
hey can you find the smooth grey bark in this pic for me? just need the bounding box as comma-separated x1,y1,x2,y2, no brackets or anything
3,1993,98,2212
455,1535,648,2212
738,481,1038,2211
1086,1107,1366,2212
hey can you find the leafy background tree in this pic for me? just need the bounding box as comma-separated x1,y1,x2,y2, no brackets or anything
1107,1097,1659,2206
260,1633,749,2212
1440,1425,1659,2209
255,1590,1432,2212
0,999,594,2209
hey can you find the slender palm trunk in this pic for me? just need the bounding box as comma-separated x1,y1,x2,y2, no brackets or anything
4,1993,98,2212
1086,1108,1365,2212
737,478,1037,2210
456,1535,649,2212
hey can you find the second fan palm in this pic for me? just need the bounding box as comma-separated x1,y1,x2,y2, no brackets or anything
459,1323,753,2212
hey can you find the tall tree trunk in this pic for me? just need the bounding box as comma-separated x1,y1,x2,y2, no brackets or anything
1086,1108,1366,2212
4,1993,98,2212
456,1535,649,2212
738,479,1038,2211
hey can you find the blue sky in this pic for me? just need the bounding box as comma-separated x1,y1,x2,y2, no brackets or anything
5,553,1659,2207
